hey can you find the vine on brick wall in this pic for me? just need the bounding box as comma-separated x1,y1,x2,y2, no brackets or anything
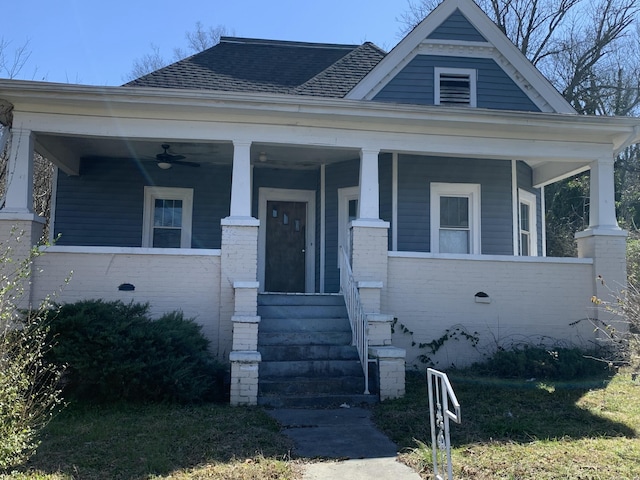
391,318,480,367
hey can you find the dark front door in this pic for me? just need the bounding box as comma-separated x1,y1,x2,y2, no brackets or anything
265,201,307,292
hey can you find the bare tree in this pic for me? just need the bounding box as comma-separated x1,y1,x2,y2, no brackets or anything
401,0,640,115
0,38,32,80
126,23,232,81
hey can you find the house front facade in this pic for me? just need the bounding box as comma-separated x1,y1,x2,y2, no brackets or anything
1,0,638,405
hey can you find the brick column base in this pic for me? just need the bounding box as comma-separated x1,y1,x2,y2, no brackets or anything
576,229,627,334
369,346,406,401
229,351,261,406
0,215,46,307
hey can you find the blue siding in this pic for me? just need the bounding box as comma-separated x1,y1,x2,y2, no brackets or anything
324,159,360,293
428,10,487,42
397,155,513,255
374,55,540,112
517,161,543,256
251,167,320,215
54,158,231,248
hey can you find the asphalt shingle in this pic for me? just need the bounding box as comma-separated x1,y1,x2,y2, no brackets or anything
125,37,386,97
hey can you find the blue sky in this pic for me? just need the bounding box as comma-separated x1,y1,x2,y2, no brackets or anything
3,1,412,86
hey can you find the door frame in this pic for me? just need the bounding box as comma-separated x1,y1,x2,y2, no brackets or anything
337,186,359,267
258,187,316,293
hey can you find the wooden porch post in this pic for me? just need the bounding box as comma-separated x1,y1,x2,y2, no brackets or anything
358,148,381,220
3,128,35,214
229,140,253,219
586,157,620,232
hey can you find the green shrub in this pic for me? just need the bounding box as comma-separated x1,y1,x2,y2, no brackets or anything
47,300,227,403
463,346,610,380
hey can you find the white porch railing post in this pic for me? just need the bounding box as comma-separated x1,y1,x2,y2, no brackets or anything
340,246,369,394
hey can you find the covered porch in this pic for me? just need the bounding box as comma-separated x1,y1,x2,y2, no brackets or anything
1,80,637,403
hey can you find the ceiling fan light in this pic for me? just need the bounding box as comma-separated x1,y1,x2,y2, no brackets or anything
157,161,172,170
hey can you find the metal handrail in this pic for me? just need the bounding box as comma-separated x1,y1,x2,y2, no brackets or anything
339,246,369,395
427,368,461,480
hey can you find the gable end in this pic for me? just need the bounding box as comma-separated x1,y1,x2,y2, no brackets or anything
428,9,487,42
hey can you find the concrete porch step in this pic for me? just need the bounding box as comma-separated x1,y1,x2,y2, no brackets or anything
258,293,345,306
258,331,352,346
259,344,359,362
259,375,366,396
258,304,348,319
259,317,351,333
258,393,378,408
260,359,363,377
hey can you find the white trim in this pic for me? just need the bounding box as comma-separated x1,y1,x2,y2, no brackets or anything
430,182,481,254
518,189,538,256
258,187,316,293
39,245,220,256
338,186,359,267
511,160,519,255
434,67,477,107
540,185,547,257
392,152,398,251
48,166,59,244
142,186,193,248
320,164,326,293
388,250,592,264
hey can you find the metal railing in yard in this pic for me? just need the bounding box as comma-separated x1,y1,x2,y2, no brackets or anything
339,246,369,395
427,368,461,480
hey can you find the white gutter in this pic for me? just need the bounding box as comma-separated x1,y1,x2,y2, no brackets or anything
1,79,639,138
614,125,640,156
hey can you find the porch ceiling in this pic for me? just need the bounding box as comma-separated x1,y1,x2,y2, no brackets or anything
36,134,360,174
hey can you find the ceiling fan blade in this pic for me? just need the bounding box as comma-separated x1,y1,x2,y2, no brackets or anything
156,153,186,162
172,159,200,167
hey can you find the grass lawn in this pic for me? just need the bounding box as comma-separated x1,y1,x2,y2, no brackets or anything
373,370,640,479
3,370,639,480
2,403,300,480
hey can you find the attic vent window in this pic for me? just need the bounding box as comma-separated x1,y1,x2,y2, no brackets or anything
435,68,477,107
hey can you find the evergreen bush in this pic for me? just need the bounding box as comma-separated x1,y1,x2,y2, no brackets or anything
47,299,227,403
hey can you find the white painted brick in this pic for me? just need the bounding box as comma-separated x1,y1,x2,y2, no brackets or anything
385,255,599,368
31,249,224,355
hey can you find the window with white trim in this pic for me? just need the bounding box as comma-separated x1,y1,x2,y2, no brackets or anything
430,183,481,254
518,189,537,256
142,187,193,248
434,67,477,107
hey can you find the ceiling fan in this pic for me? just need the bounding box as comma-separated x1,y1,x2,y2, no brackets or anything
155,144,200,169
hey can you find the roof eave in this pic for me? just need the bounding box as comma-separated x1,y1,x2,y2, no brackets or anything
1,79,638,146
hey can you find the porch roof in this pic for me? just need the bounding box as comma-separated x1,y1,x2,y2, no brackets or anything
1,79,640,185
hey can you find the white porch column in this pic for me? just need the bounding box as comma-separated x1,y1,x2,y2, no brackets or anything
224,140,261,404
576,156,627,336
229,140,252,219
351,147,389,311
3,128,34,214
587,157,620,232
358,148,381,220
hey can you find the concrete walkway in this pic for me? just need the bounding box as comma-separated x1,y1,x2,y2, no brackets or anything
266,407,423,480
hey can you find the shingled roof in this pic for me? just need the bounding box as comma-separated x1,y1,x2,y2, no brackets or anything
125,37,386,98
